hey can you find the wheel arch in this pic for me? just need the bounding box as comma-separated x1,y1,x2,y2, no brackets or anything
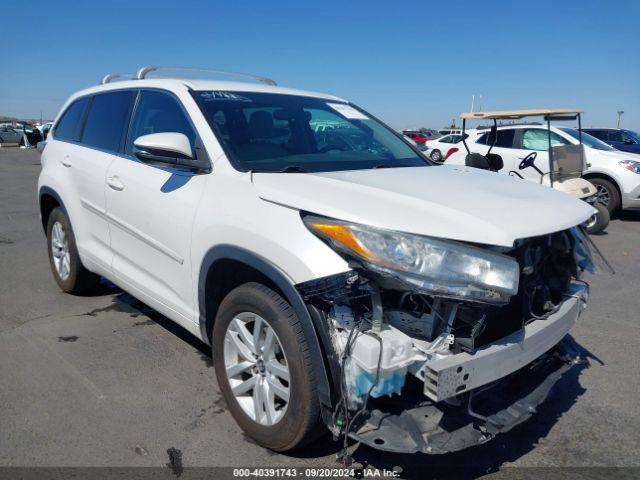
38,186,66,233
198,245,333,407
582,171,622,207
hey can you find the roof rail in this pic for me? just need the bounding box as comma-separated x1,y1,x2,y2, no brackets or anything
101,73,134,84
133,66,277,86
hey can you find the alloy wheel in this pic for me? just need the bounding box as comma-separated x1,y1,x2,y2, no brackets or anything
595,184,610,207
223,312,290,426
51,221,71,281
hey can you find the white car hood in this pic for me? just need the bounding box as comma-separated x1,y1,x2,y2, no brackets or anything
252,165,593,247
586,148,640,161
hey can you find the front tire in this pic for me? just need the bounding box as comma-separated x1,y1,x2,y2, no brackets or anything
430,149,442,162
212,282,322,451
585,202,610,234
46,208,100,293
589,178,621,214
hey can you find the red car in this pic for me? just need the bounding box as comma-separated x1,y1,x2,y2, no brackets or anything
402,130,439,144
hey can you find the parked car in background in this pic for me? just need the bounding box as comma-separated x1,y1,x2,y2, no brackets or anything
421,128,441,138
38,122,54,139
424,133,468,162
438,128,463,136
13,123,43,146
583,128,640,154
402,130,438,144
0,124,23,145
446,124,640,214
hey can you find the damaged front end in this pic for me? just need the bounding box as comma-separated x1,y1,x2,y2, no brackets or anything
297,216,602,455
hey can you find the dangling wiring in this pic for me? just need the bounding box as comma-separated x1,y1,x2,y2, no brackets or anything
333,322,384,466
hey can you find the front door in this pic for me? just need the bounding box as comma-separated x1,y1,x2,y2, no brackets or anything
105,90,207,322
511,128,572,183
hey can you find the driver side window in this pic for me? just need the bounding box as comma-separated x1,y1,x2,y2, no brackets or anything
126,90,196,157
522,129,569,151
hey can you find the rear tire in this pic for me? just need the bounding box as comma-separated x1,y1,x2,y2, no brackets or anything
585,202,610,234
46,208,100,293
212,282,322,451
589,178,620,214
430,149,442,162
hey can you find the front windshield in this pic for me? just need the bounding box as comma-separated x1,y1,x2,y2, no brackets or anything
560,127,616,151
193,91,427,172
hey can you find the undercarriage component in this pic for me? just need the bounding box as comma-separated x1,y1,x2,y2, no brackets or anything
349,339,583,454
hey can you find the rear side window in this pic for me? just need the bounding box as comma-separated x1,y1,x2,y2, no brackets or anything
126,90,196,156
54,97,88,142
81,91,135,152
477,129,515,148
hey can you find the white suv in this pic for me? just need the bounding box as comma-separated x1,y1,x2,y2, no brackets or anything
39,67,598,455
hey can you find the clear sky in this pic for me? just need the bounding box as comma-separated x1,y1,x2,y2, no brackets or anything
2,0,638,130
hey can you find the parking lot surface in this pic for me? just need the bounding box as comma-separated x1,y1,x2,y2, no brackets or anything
1,148,639,476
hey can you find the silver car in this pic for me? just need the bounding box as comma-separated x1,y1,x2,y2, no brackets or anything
0,125,23,145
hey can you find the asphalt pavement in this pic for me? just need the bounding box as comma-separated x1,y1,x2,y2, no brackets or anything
1,147,639,478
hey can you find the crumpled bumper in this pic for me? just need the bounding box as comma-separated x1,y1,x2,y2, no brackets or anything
349,338,584,454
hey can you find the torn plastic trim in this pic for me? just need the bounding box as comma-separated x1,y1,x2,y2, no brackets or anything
348,338,583,454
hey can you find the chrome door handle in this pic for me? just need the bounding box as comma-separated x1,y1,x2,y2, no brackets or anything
106,176,125,191
61,156,72,167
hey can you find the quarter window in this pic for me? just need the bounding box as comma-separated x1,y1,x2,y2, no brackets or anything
126,91,196,156
81,91,135,152
54,97,88,142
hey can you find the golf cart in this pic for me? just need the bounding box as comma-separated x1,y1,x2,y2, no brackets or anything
459,109,609,234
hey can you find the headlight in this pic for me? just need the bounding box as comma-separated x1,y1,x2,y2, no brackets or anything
303,216,520,304
619,160,640,174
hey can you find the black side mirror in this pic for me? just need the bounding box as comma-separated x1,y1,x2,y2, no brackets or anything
134,148,210,171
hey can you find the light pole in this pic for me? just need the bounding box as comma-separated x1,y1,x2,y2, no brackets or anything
617,110,624,129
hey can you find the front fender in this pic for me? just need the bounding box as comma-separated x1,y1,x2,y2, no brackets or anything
197,245,334,408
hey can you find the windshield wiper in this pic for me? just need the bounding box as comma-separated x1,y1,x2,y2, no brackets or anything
281,165,308,173
373,164,396,169
249,165,308,173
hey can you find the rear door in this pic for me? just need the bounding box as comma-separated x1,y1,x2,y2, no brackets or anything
105,89,208,322
47,92,135,271
71,90,136,269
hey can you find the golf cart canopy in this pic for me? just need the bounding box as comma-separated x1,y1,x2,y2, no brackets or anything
461,109,582,120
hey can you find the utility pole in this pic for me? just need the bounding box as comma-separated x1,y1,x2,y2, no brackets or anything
616,110,624,129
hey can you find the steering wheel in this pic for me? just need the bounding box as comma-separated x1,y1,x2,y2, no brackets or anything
318,144,345,153
519,152,538,170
